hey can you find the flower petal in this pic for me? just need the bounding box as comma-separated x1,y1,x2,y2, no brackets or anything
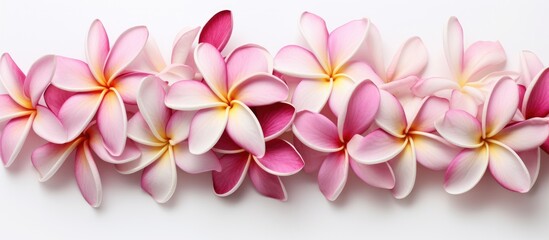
104,26,149,82
165,79,225,111
31,140,82,181
189,107,229,155
338,80,379,142
449,90,478,116
24,55,56,107
141,147,177,203
291,79,332,113
412,77,459,97
229,73,288,107
1,115,34,167
389,140,416,199
156,64,195,85
173,142,220,173
171,27,200,64
86,19,110,83
292,111,341,152
519,50,543,86
375,90,407,137
487,141,531,193
299,12,330,72
408,97,449,132
293,137,327,173
0,53,29,108
212,131,244,154
33,105,67,144
115,145,167,174
199,10,232,51
97,89,127,156
74,143,102,207
137,76,170,140
517,148,540,188
58,91,105,141
194,43,228,99
523,67,549,119
166,110,195,145
252,102,295,141
435,110,483,148
112,73,147,104
318,151,348,201
386,37,428,81
43,85,74,115
52,57,103,92
361,22,385,79
253,139,303,176
226,44,273,87
212,152,250,196
347,129,407,164
127,112,164,146
349,159,395,190
492,118,549,152
249,162,287,201
462,41,506,82
88,125,140,164
483,78,519,138
444,17,464,78
328,75,354,117
444,145,489,194
328,18,368,73
273,45,328,79
412,132,460,171
0,94,33,123
226,101,265,157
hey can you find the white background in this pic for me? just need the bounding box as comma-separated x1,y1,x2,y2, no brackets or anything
1,0,549,239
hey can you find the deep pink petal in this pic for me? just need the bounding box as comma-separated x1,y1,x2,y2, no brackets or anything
229,73,288,107
1,115,34,167
389,142,416,199
253,139,303,176
226,101,265,157
273,45,328,79
212,131,244,153
328,18,368,73
347,129,407,164
194,43,228,99
86,19,110,83
141,147,177,203
487,141,531,193
212,152,250,196
299,12,330,71
349,159,395,190
0,53,29,108
523,67,549,119
412,132,461,171
226,44,273,87
171,27,200,64
386,37,428,81
444,145,489,194
292,111,341,152
74,143,102,207
43,85,74,116
435,110,483,148
375,90,407,137
291,79,332,112
338,80,379,142
444,16,464,78
137,76,170,140
199,10,233,51
318,151,348,201
104,26,149,82
97,89,127,156
248,162,287,201
252,102,295,141
493,118,549,152
24,55,56,107
189,107,229,155
483,78,519,138
52,57,103,92
408,97,449,132
31,140,82,181
463,41,506,82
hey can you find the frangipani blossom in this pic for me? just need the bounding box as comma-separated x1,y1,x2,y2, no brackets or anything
293,81,395,201
0,54,58,167
435,78,549,194
165,43,288,157
274,12,369,115
413,16,511,116
51,20,151,156
117,76,220,203
348,91,459,198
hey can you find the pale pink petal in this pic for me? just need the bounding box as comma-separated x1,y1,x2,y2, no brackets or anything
226,101,265,157
273,45,329,79
104,26,149,82
165,80,225,111
141,147,177,203
412,132,460,171
517,148,540,187
380,75,419,98
156,64,195,85
43,85,74,115
252,102,295,141
226,44,273,87
173,142,221,173
212,152,251,196
1,115,34,167
492,118,549,152
166,110,195,145
127,112,165,146
444,17,464,78
0,53,29,108
347,129,407,164
318,151,348,201
519,50,543,86
189,107,229,155
408,97,449,132
523,67,549,119
137,76,170,140
74,143,102,207
328,75,355,117
386,37,428,81
449,90,478,116
171,27,200,64
435,110,483,148
33,106,67,144
24,55,56,107
199,10,232,51
338,80,379,141
58,91,105,141
389,141,416,199
248,162,287,201
292,111,341,152
293,137,327,173
253,139,303,176
86,19,109,83
299,12,330,71
31,140,82,181
412,77,459,97
487,141,531,193
375,90,407,137
88,125,140,164
97,89,127,156
0,94,33,123
124,37,166,74
328,18,368,73
53,57,103,92
338,61,384,85
291,79,332,112
483,78,519,138
194,43,228,99
229,73,288,107
361,22,385,79
115,145,167,174
463,41,506,82
444,145,489,194
349,159,395,189
112,73,148,104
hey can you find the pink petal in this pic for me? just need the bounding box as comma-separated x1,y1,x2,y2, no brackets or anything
248,162,287,201
375,90,407,137
291,79,332,112
97,89,127,156
435,110,483,148
412,77,459,97
189,107,229,155
165,110,195,145
0,94,33,123
338,61,384,85
165,79,225,111
127,112,165,146
0,53,30,108
212,152,251,196
226,101,266,157
347,129,407,164
412,132,460,170
492,118,549,152
517,148,540,188
226,44,273,87
104,26,149,82
293,137,327,173
328,75,354,117
519,50,543,86
58,91,105,141
212,131,244,153
194,43,228,99
338,80,379,142
156,64,195,85
449,90,478,116
31,140,82,181
173,142,221,173
253,139,304,176
361,22,385,79
33,105,67,144
1,115,34,167
487,141,531,193
43,85,74,116
273,45,328,79
380,75,419,98
171,27,200,64
115,145,167,174
112,73,148,104
444,145,489,194
318,151,348,201
482,78,519,138
292,111,341,152
523,67,549,119
389,142,416,199
299,12,330,71
349,159,395,189
444,16,464,78
386,37,428,81
252,102,295,141
53,57,103,92
199,10,233,51
88,125,140,164
229,73,288,107
137,76,170,140
328,18,368,73
462,41,506,82
74,143,102,207
141,148,177,203
86,19,110,83
408,97,449,132
24,55,56,107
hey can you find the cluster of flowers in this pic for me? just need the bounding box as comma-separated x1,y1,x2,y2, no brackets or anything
1,11,548,207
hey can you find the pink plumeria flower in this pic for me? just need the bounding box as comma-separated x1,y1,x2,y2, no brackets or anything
51,20,152,156
0,54,58,167
413,16,512,116
116,76,221,203
293,81,395,201
435,78,549,194
165,43,288,157
348,91,459,198
274,12,369,115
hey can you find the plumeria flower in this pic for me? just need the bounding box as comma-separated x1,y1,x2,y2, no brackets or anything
165,43,288,157
293,81,395,201
413,16,512,116
0,54,58,167
274,12,369,115
347,91,459,198
435,78,549,194
116,76,221,203
51,20,151,156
